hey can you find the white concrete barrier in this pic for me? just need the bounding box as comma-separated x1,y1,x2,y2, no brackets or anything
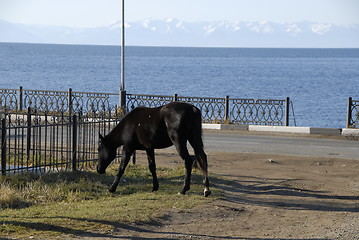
202,124,344,136
248,125,311,134
202,124,248,131
342,128,359,136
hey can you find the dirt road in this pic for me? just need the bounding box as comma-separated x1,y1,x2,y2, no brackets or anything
84,153,359,239
76,132,359,239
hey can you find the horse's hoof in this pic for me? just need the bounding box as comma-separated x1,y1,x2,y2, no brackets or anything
152,184,159,192
178,191,186,195
204,189,211,197
109,187,116,193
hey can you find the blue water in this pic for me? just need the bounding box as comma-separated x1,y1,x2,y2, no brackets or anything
1,42,358,128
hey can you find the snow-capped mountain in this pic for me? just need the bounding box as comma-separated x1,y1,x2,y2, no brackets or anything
1,18,358,48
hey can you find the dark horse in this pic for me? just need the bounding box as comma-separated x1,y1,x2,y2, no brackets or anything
97,102,211,197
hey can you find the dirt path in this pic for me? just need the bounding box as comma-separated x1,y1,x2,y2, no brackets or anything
74,150,359,240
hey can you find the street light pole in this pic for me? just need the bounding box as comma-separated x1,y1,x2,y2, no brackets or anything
121,0,125,91
119,0,126,112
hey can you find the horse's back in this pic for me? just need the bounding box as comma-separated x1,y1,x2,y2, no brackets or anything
161,102,203,142
120,102,202,148
161,102,201,123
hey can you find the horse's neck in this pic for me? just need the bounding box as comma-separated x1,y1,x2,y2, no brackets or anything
107,123,123,148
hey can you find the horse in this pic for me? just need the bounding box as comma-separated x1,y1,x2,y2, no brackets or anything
97,102,211,197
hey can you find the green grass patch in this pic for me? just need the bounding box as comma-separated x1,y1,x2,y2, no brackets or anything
0,164,220,239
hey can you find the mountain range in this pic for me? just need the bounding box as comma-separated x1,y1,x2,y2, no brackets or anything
1,18,358,48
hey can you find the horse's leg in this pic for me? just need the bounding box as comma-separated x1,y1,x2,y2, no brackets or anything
173,140,194,195
189,139,211,197
109,146,133,193
146,149,159,192
194,148,211,197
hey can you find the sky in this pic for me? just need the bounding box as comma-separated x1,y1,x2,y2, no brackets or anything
1,0,359,28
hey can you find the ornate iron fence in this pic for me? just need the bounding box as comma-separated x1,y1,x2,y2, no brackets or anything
126,94,290,126
0,87,295,176
347,97,359,128
177,96,227,123
0,87,119,115
1,87,292,126
229,98,287,125
0,88,18,111
0,109,120,175
126,93,174,110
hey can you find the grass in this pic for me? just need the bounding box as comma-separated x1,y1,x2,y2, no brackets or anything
0,164,219,239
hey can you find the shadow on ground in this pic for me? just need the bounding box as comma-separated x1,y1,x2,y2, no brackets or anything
3,216,329,240
214,175,359,212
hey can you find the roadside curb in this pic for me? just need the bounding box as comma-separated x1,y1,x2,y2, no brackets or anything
202,124,359,136
342,128,359,136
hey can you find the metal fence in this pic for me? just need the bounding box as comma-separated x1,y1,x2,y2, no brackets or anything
2,87,292,126
1,109,120,175
347,97,359,128
1,87,356,176
126,93,291,126
1,87,294,176
0,87,119,115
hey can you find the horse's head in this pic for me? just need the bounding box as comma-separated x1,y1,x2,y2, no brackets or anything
97,133,117,174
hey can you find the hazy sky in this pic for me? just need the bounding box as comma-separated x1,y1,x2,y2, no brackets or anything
1,0,359,28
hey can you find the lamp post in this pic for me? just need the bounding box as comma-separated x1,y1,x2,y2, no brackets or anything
119,0,126,112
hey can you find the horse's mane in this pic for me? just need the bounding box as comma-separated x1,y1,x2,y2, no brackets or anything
106,106,148,139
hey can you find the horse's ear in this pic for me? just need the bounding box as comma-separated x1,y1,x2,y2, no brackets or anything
99,132,105,142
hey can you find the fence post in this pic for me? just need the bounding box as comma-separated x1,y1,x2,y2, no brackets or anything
1,118,6,175
120,90,127,114
285,97,290,126
26,107,31,158
132,152,136,164
346,97,353,128
18,86,23,111
224,96,230,123
68,88,73,116
173,94,178,102
72,115,77,171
